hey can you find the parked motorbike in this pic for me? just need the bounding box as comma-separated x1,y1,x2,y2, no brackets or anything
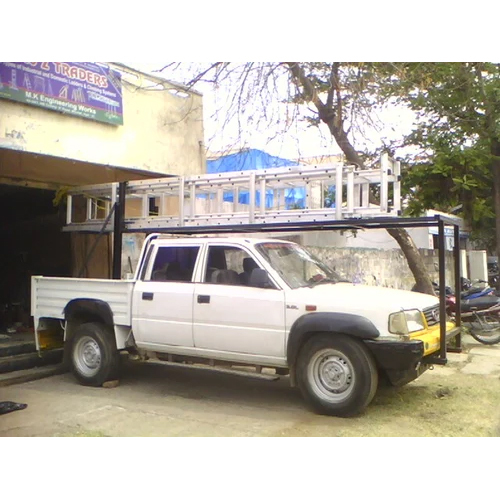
487,260,499,289
442,284,500,345
460,277,498,300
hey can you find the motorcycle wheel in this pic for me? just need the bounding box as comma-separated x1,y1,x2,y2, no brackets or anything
468,314,500,345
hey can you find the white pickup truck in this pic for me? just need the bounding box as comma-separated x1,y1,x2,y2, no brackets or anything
31,234,460,417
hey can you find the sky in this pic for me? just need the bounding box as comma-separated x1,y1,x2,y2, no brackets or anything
7,0,495,163
125,62,417,163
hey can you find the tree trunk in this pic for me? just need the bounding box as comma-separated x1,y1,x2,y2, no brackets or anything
286,61,436,294
387,228,436,295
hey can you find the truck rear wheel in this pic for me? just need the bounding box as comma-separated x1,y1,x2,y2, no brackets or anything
296,334,378,417
70,322,120,387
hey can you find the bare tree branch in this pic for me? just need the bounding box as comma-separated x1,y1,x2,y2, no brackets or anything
185,62,227,88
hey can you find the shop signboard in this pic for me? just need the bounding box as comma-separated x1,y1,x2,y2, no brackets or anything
0,62,123,125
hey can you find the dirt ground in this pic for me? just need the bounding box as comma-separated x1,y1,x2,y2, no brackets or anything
1,335,499,437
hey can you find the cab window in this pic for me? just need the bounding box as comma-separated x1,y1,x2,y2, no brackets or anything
204,245,265,287
149,246,200,282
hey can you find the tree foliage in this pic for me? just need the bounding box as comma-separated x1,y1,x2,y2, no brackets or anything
371,63,500,253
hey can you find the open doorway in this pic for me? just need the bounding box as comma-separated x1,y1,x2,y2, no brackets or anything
0,185,71,332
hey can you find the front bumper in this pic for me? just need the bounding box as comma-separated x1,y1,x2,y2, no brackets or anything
409,321,460,356
363,324,462,386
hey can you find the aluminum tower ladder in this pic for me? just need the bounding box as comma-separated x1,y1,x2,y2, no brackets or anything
63,153,401,233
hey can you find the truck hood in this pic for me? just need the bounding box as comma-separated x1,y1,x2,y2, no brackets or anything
286,283,439,336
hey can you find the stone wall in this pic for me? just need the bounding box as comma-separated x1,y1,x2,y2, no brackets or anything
309,246,456,291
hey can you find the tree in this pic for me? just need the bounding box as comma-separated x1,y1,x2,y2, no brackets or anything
158,62,438,294
372,63,500,256
284,62,435,294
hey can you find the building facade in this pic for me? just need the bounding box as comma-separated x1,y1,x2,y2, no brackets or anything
0,62,205,330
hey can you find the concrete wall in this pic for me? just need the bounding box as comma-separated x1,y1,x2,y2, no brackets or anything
468,250,488,282
298,226,459,251
308,246,456,291
298,227,432,250
0,63,205,177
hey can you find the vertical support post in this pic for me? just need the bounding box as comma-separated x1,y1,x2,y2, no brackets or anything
178,178,185,226
454,223,462,350
112,182,126,280
347,169,354,214
393,159,402,215
216,186,223,213
66,194,73,225
110,183,117,229
86,197,93,221
159,193,166,217
272,189,279,210
190,183,196,219
205,186,211,213
233,187,239,212
380,153,389,213
260,178,266,216
142,194,149,218
361,184,369,208
249,172,256,223
305,182,311,210
438,218,447,360
335,164,343,220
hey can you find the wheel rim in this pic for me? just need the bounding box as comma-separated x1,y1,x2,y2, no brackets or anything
73,336,102,377
470,316,500,343
307,348,355,403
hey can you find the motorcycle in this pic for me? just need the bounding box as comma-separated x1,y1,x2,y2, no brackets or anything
443,285,500,345
487,260,499,289
460,277,497,300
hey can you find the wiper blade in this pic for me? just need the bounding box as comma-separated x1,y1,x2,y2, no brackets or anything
308,278,338,288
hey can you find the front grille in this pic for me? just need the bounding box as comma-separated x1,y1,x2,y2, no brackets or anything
423,305,440,327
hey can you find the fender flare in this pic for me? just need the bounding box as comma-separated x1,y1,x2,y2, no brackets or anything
64,298,114,329
286,312,380,366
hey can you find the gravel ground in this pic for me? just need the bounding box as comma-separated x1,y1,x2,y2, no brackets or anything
1,335,499,437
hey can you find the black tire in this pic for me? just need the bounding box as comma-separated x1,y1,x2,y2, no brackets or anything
69,322,120,386
296,334,378,417
469,315,500,345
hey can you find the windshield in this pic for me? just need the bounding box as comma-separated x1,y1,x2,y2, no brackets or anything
255,241,347,289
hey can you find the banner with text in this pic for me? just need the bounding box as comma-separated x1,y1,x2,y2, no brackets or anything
0,62,123,125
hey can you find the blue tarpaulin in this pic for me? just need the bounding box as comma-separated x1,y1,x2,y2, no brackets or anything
206,149,306,209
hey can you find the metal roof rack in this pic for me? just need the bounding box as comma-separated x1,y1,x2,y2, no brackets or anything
63,153,402,233
63,153,462,362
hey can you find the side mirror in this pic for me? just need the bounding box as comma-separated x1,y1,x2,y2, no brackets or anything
249,268,273,289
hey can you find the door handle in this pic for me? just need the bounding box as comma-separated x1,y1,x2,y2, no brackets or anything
197,295,210,304
142,292,154,301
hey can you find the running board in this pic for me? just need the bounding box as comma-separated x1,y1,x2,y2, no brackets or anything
139,357,282,381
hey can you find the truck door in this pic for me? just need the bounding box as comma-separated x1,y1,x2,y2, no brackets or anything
132,243,201,348
193,244,286,357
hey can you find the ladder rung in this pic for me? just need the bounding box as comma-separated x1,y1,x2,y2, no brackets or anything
63,157,402,232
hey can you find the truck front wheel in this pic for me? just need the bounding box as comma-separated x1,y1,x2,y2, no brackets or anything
296,334,378,417
70,322,120,387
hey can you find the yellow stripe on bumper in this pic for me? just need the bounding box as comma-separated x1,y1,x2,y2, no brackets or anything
409,322,457,356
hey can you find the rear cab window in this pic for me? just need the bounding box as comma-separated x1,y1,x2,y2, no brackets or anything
146,244,201,282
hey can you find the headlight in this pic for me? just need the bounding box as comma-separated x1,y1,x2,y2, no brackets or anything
388,309,425,335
